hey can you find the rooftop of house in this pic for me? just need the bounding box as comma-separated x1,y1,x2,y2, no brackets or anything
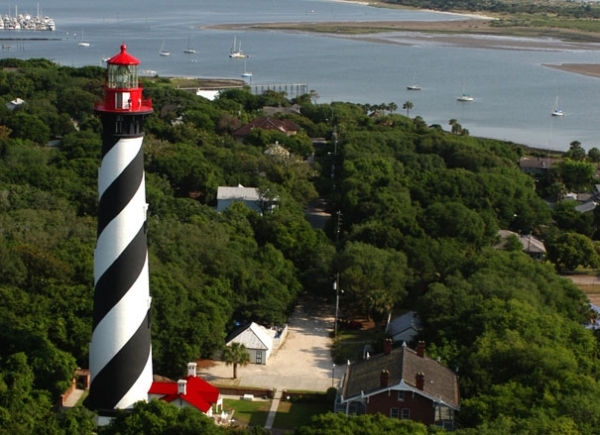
149,367,220,413
226,322,274,350
232,117,300,138
217,185,260,201
518,156,560,171
342,342,459,410
497,230,546,254
385,311,423,337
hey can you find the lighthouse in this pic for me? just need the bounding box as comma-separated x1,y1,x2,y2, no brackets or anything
85,44,153,422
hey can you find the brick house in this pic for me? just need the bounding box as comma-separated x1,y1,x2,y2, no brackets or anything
232,117,300,142
335,341,459,430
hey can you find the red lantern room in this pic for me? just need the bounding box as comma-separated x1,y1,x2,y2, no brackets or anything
95,44,152,114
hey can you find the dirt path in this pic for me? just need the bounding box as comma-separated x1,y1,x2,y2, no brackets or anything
566,275,600,306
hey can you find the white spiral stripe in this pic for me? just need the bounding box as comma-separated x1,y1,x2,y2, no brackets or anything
89,256,150,382
98,137,143,197
94,183,147,284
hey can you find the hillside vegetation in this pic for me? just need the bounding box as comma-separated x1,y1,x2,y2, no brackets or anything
1,58,600,434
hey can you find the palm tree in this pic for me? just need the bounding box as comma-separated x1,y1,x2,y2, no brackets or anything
221,342,250,379
403,101,413,117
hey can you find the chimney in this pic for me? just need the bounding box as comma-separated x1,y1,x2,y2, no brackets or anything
177,379,187,395
187,362,197,377
383,338,393,355
416,372,425,390
416,341,425,358
380,369,390,388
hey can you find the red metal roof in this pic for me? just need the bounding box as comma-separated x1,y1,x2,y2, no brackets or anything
149,375,220,413
108,44,140,66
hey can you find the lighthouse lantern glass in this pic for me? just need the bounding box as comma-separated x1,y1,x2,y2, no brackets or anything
107,63,138,89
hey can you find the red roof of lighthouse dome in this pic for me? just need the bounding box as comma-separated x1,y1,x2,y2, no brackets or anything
107,44,140,66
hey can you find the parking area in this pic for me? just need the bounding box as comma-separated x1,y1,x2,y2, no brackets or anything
197,297,339,392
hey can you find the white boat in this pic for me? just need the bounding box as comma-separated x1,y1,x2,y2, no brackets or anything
184,36,196,54
457,88,473,101
551,96,564,116
241,59,252,79
159,40,170,56
229,36,247,58
78,30,90,47
407,74,421,90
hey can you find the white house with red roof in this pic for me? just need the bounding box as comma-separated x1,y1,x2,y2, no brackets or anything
149,362,223,416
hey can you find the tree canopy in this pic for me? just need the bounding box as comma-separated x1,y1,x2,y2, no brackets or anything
0,58,598,434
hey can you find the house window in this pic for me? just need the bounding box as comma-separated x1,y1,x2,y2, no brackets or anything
397,391,404,401
390,408,399,419
401,408,411,420
256,351,262,364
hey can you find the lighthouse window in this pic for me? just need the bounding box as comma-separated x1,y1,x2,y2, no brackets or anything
107,64,138,89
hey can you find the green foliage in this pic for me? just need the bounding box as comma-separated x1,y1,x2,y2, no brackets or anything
337,242,409,321
99,400,224,435
295,412,429,435
555,159,597,191
221,342,251,379
545,231,600,272
0,59,598,434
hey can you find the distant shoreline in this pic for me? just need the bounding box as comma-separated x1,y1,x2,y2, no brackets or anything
204,19,600,80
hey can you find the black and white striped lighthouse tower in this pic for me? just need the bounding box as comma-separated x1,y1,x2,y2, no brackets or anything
85,44,153,422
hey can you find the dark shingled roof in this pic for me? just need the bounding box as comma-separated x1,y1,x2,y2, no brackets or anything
342,345,459,409
233,117,300,138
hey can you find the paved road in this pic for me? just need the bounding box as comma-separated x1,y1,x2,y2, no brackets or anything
197,297,339,392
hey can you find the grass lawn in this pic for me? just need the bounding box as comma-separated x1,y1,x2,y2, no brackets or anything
223,398,272,427
272,400,331,430
334,326,384,364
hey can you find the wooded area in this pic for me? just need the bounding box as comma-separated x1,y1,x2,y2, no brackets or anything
0,57,600,434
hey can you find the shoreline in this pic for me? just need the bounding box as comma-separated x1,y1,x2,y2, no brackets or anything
204,19,600,80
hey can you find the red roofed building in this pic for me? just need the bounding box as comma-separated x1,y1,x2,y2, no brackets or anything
149,362,223,416
232,117,300,142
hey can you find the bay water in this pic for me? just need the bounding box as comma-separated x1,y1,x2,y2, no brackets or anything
4,0,600,151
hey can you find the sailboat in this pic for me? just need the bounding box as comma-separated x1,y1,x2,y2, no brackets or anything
457,86,473,101
229,36,247,58
241,58,252,79
551,96,564,116
406,73,421,90
184,36,196,54
159,40,170,56
78,30,90,47
457,93,473,102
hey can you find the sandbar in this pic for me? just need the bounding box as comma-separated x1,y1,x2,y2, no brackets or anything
205,19,600,79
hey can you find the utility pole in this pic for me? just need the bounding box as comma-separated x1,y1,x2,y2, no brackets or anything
333,211,342,338
333,273,340,338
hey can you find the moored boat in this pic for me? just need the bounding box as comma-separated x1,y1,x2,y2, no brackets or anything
551,96,564,116
229,36,247,58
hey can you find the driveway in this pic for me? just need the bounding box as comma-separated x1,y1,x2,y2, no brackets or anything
197,296,338,392
567,274,600,306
